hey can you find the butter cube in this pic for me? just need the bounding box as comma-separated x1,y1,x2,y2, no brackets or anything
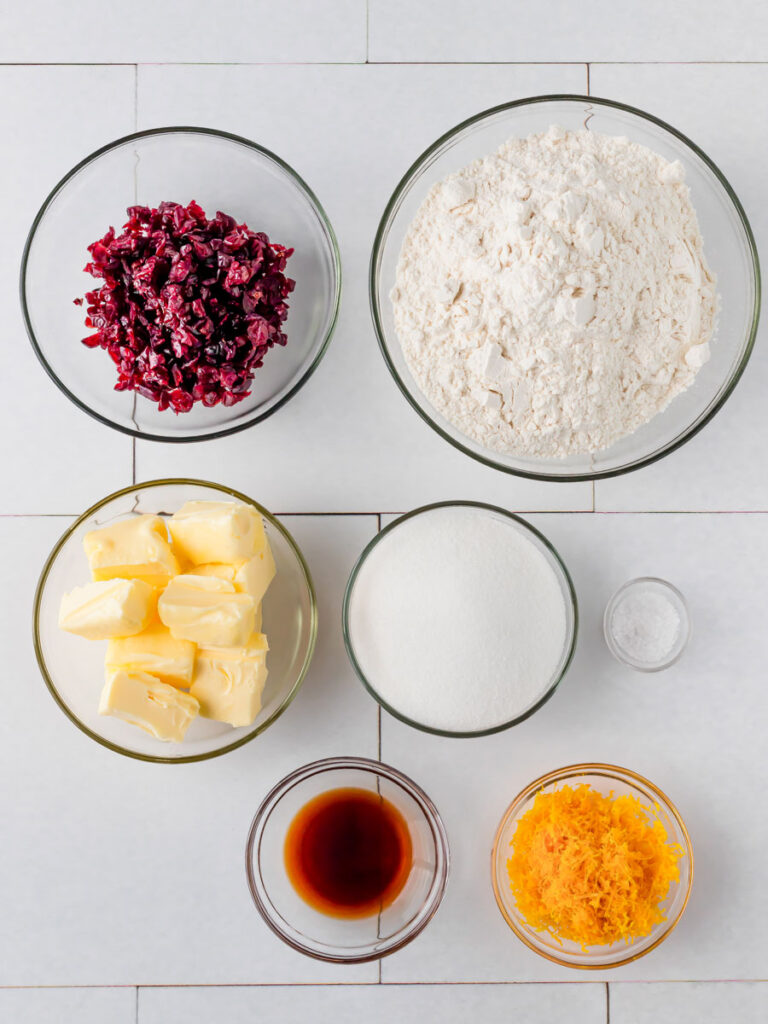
234,546,276,605
168,501,266,565
158,574,255,647
195,543,275,606
59,579,155,640
190,634,269,727
193,562,237,584
192,564,263,628
84,515,179,588
106,621,196,688
99,669,199,742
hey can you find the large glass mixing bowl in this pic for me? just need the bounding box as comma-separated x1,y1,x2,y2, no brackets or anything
370,95,760,480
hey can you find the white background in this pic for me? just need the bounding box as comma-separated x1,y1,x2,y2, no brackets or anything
1,1,766,1021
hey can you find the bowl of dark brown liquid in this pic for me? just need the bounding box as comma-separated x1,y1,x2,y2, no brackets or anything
245,757,449,962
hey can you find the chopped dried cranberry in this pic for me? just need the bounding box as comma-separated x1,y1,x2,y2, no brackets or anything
77,201,294,413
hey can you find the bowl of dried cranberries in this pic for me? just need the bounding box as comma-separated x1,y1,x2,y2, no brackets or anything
21,127,341,441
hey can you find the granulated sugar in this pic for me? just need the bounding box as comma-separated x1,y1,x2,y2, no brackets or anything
346,506,570,733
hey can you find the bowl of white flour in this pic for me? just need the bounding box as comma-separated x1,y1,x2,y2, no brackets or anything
370,95,760,480
342,502,578,737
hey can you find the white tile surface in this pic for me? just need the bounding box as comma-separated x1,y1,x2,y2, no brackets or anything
369,0,768,62
137,982,606,1024
133,63,592,513
0,987,135,1024
0,515,378,984
1,66,133,513
1,5,766,1009
378,512,768,981
591,64,768,512
0,0,366,63
610,981,768,1022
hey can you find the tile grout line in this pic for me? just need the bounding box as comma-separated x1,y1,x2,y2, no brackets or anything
375,497,383,984
131,63,139,486
2,980,765,989
365,0,370,63
135,986,139,1024
3,510,768,519
2,59,767,66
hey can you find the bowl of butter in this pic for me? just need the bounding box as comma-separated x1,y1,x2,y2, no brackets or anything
34,479,317,762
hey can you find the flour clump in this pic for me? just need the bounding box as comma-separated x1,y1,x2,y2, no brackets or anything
391,127,717,458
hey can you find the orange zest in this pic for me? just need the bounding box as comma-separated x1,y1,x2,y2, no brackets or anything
506,784,684,948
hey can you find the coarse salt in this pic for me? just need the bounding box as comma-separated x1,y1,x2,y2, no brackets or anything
611,590,681,665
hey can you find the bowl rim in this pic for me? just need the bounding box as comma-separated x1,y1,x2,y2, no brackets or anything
341,500,579,738
19,124,342,444
32,477,318,764
603,576,691,673
369,92,761,482
491,761,695,969
244,755,450,963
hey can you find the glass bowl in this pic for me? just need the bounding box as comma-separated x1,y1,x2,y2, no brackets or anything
492,763,694,968
21,126,341,442
370,94,760,481
245,757,449,962
342,501,578,737
604,577,691,672
33,479,317,763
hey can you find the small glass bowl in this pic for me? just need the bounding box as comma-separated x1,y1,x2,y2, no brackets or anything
604,577,690,672
245,757,449,963
342,501,578,738
21,126,341,442
33,479,317,763
492,763,693,969
370,95,760,481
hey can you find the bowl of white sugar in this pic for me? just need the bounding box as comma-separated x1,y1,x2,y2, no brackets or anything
371,95,760,481
342,502,577,737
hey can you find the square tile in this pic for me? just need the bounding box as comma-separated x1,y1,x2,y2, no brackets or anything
610,981,768,1023
378,512,768,980
134,63,591,513
0,0,365,62
591,64,768,511
0,515,378,984
0,987,135,1024
1,67,134,513
138,982,605,1024
368,0,767,61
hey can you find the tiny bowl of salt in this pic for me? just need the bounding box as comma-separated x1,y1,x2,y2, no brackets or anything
604,577,690,672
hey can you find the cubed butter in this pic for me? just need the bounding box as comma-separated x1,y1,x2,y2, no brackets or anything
190,634,269,727
193,562,237,584
195,546,275,606
234,547,276,605
106,622,196,688
158,574,255,647
168,501,266,565
58,578,155,640
99,669,199,742
194,564,264,630
84,515,179,588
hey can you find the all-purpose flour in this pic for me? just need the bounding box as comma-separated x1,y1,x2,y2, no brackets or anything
347,506,569,733
391,126,717,458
